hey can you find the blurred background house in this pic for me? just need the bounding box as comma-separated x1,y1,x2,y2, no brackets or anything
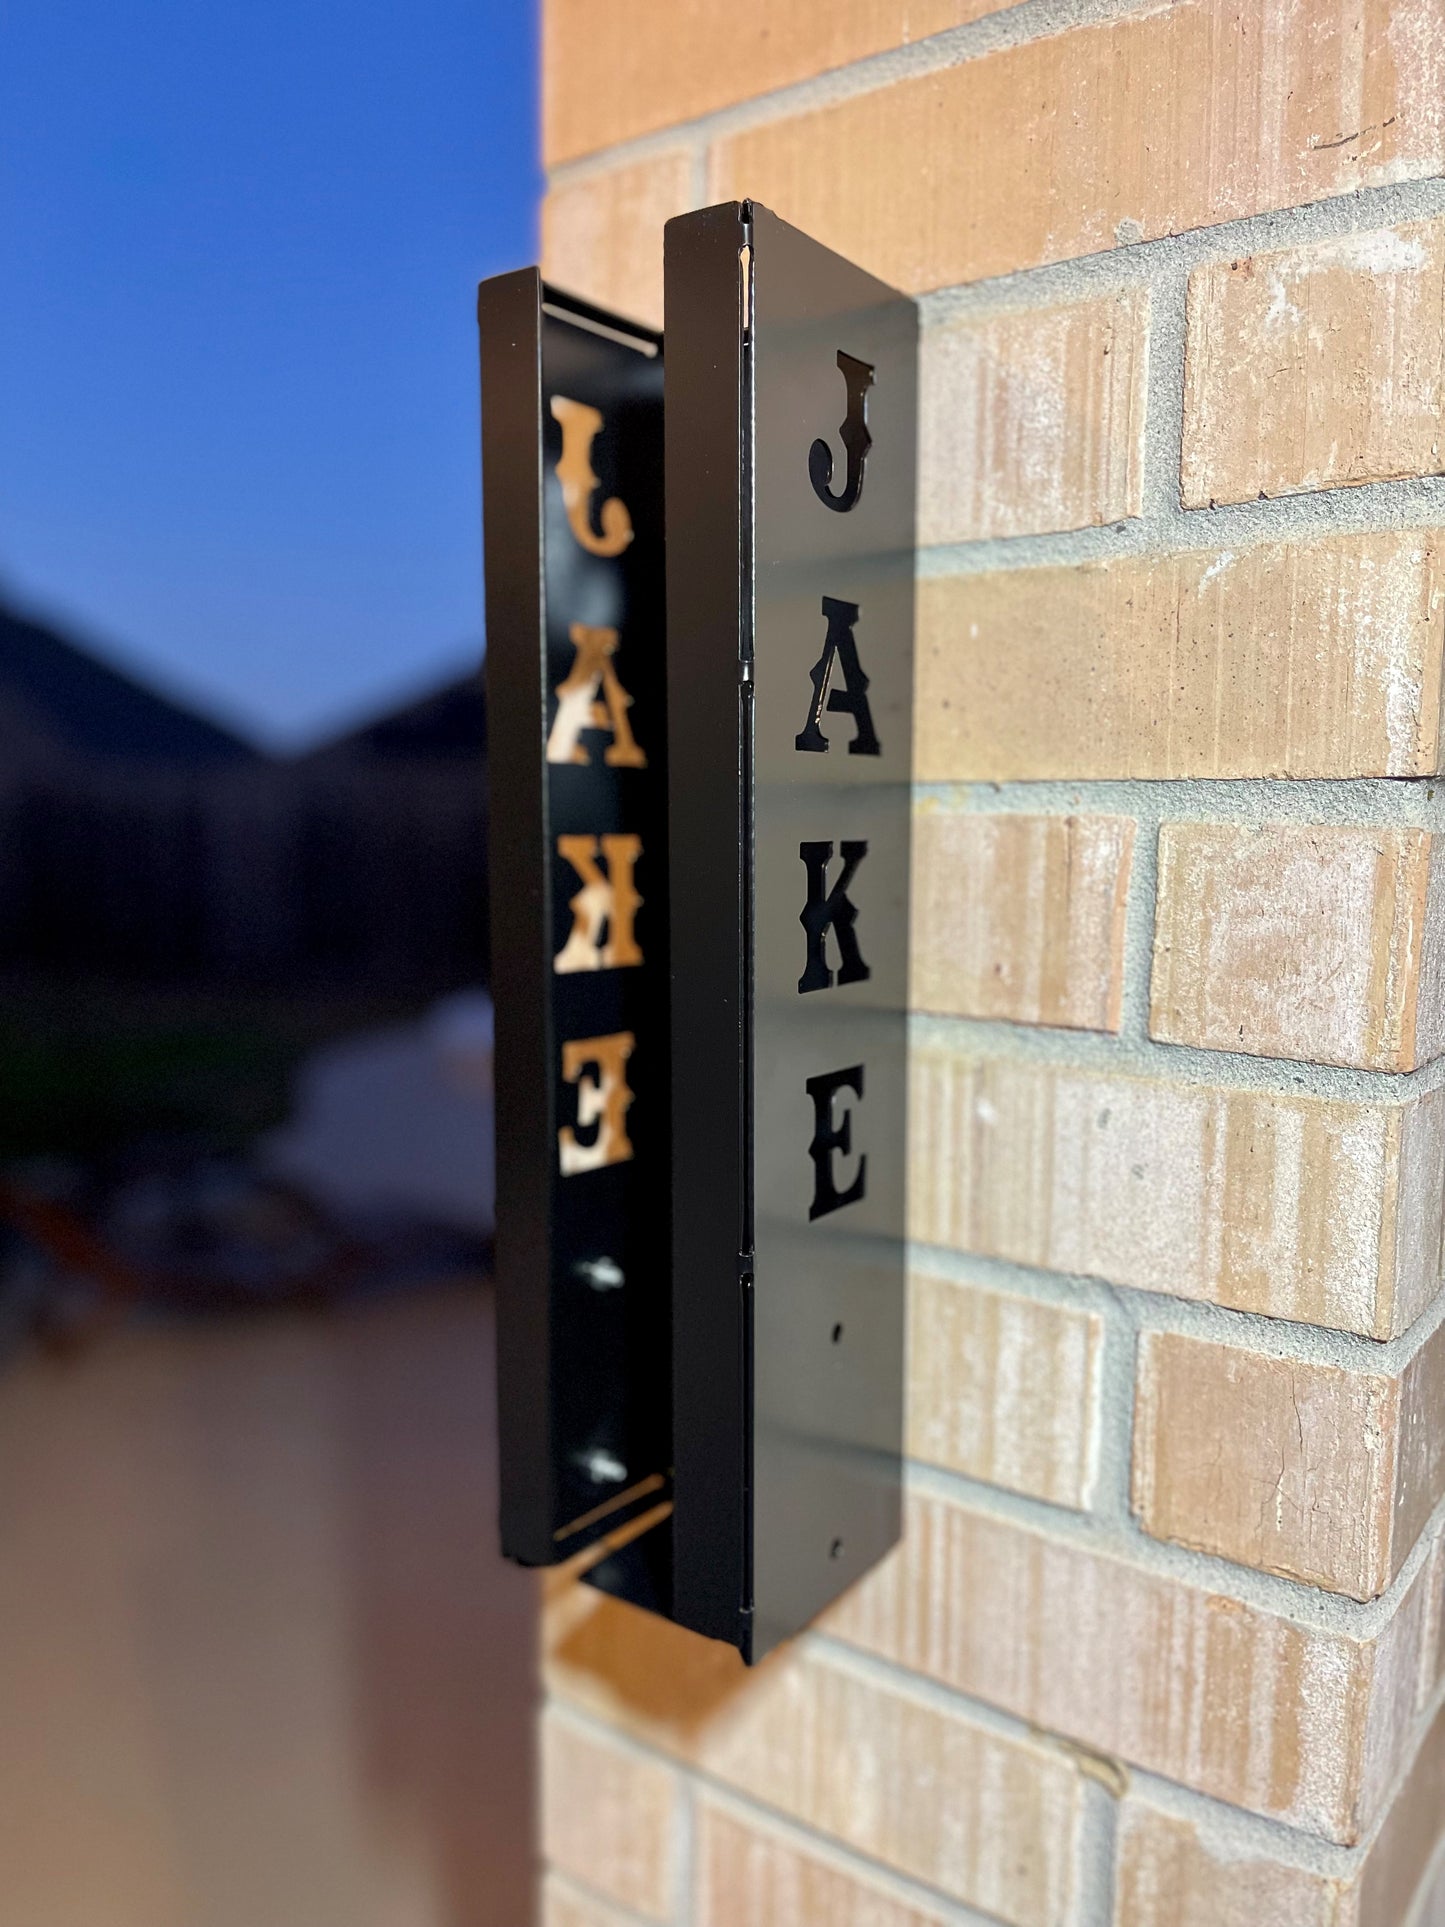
2,0,541,1916
0,593,533,1927
0,590,493,1334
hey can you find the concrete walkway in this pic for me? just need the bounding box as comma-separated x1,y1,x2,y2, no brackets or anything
0,1283,537,1927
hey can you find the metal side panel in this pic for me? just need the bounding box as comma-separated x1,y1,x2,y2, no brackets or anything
480,270,673,1592
662,203,753,1653
666,203,915,1663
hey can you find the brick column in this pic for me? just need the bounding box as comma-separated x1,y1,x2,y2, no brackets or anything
536,3,1445,1921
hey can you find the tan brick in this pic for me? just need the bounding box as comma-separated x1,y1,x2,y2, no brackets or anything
541,154,693,330
1398,1088,1445,1335
545,1875,653,1927
1361,1555,1444,1834
710,0,1445,292
1115,1692,1445,1927
1184,222,1445,507
908,1269,1100,1508
915,533,1445,783
543,0,1006,165
909,1049,1443,1339
919,292,1148,544
1132,1332,1402,1598
542,1706,678,1921
544,1593,1081,1923
910,809,1134,1030
1113,1802,1340,1927
826,1488,1438,1842
1418,1851,1445,1927
695,1801,950,1927
1392,1329,1445,1584
1356,1690,1445,1927
1150,823,1445,1072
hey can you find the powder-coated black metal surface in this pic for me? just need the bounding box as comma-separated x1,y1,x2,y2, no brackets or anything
480,272,672,1588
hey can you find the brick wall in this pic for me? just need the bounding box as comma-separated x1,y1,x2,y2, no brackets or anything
537,2,1445,1921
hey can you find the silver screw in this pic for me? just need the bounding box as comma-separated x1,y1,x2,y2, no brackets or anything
574,1256,625,1291
578,1447,627,1485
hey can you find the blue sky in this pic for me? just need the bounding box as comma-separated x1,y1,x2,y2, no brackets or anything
0,0,539,748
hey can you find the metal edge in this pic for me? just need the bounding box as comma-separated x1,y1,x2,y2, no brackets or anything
663,202,754,1656
478,266,555,1565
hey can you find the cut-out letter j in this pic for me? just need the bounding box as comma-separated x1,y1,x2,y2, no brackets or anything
808,350,874,513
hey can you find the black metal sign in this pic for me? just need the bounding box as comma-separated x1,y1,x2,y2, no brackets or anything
479,273,672,1594
480,210,915,1661
664,204,916,1662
